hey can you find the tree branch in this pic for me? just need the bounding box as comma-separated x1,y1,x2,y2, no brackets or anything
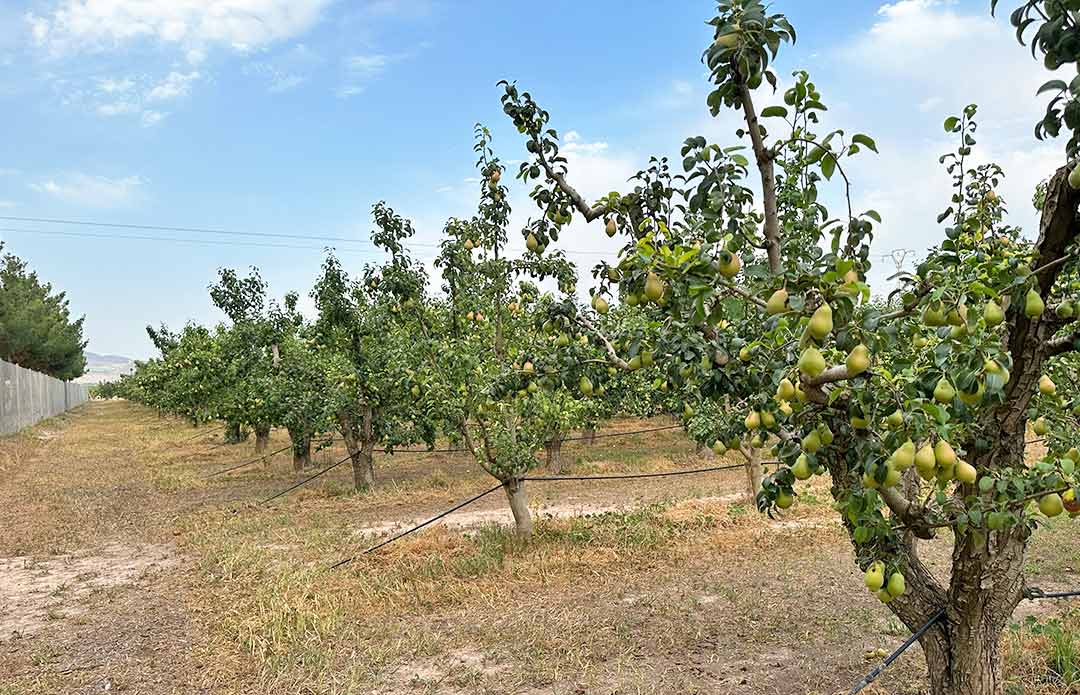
801,365,850,387
575,314,631,370
535,145,608,222
736,79,781,274
879,487,936,540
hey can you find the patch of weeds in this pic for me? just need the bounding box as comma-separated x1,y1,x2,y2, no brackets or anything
727,503,748,518
425,470,452,490
883,615,907,637
1006,612,1080,691
453,525,515,577
319,480,356,498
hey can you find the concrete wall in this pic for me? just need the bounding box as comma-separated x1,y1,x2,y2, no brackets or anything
0,358,89,436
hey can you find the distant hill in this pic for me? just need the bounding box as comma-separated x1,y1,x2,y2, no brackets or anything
75,352,135,384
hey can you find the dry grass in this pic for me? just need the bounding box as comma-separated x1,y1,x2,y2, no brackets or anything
1,400,1079,695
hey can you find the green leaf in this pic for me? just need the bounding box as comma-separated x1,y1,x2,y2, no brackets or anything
944,116,960,132
852,134,878,153
821,153,836,180
761,106,789,118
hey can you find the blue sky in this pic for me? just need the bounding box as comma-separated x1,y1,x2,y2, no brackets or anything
0,0,1066,359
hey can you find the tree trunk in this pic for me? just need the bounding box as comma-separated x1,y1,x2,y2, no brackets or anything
582,425,596,445
545,437,564,473
340,407,376,492
254,424,271,454
741,446,763,503
502,478,533,537
291,435,311,471
224,421,249,444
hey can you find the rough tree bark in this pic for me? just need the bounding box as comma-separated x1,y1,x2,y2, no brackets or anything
502,478,534,538
739,445,763,504
340,407,375,492
582,425,597,445
290,431,312,471
545,436,565,474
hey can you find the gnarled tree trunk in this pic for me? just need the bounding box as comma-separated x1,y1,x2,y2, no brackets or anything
582,425,597,445
290,431,312,471
739,444,763,503
502,478,533,537
340,407,375,492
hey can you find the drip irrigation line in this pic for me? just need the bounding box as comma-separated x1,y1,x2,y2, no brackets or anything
560,424,682,442
260,453,354,505
1025,587,1080,600
203,443,293,478
850,588,1080,693
178,423,225,443
849,608,945,695
524,459,778,482
329,482,506,570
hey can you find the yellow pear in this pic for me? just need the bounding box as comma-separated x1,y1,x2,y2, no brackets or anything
983,299,1004,327
934,440,958,468
644,272,665,302
761,410,776,429
718,252,742,278
893,440,916,470
1039,375,1057,397
778,400,793,416
776,377,796,401
592,295,609,314
883,462,902,487
885,409,904,429
915,443,936,476
744,410,761,430
739,345,753,362
802,430,822,454
798,346,827,378
605,218,617,237
1025,288,1045,318
864,561,885,591
526,233,539,252
712,440,727,456
846,344,870,376
955,460,977,485
958,381,984,406
851,415,868,429
808,303,834,340
766,288,789,315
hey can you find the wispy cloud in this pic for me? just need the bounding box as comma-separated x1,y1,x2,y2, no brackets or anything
147,71,200,101
30,173,146,208
244,43,323,94
26,0,335,59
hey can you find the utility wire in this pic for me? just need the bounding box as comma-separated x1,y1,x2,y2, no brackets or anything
524,459,777,482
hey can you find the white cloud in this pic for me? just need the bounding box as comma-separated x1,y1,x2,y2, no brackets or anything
140,110,166,127
834,0,1069,291
30,173,145,208
244,43,322,93
98,76,134,94
26,0,334,57
96,101,137,116
562,131,609,155
147,71,200,101
346,53,389,77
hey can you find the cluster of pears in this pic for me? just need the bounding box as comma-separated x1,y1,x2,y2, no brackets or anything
792,300,871,381
864,561,906,604
591,294,610,315
525,233,546,254
624,271,667,307
862,436,972,489
465,310,487,322
743,407,779,447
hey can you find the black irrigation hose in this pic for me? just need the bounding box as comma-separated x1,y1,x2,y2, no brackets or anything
523,459,778,482
849,608,946,695
178,422,225,443
328,458,768,568
259,453,354,505
203,443,293,478
561,424,683,442
329,482,506,570
849,588,1080,693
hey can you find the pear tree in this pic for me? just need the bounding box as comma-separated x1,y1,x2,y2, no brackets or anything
499,1,1080,691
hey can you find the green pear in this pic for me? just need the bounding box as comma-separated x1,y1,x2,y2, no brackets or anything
718,252,741,278
1056,301,1075,319
798,346,827,378
864,561,885,591
1039,493,1064,517
893,440,916,470
766,288,789,316
934,440,958,468
1033,417,1049,436
579,376,594,395
983,299,1004,327
776,490,794,509
808,303,834,340
744,410,761,430
882,462,902,487
802,429,822,454
915,443,936,473
1039,375,1057,397
644,272,665,302
712,440,727,456
887,572,906,598
933,377,956,404
923,303,946,327
846,344,870,377
776,377,796,401
792,453,812,480
592,295,609,314
886,409,904,429
1070,161,1080,190
526,233,539,252
1025,288,1045,318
